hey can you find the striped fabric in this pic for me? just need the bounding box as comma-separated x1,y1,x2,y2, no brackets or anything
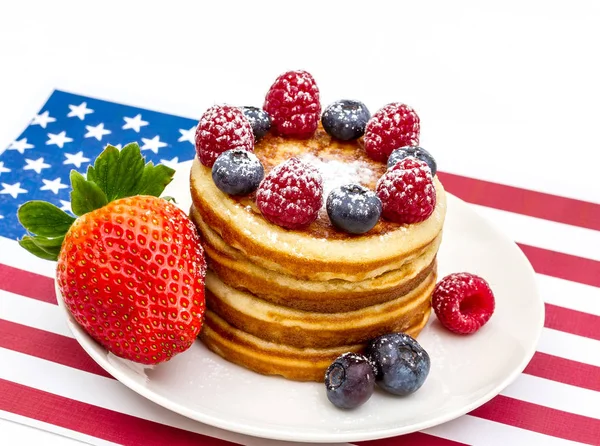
0,91,598,446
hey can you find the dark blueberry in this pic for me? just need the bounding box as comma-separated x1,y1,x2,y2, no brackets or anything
365,333,430,396
324,352,375,409
387,146,437,176
321,100,371,141
241,106,271,141
326,184,382,234
212,149,264,196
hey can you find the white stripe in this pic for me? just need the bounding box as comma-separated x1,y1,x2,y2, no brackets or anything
0,236,56,278
502,373,600,419
538,328,600,367
470,204,600,262
0,348,306,446
0,411,116,446
0,290,72,337
538,274,600,316
423,412,587,446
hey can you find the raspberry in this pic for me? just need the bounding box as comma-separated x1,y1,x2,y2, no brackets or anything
375,157,435,224
256,157,323,229
195,105,254,168
263,70,321,138
432,273,496,335
364,103,420,162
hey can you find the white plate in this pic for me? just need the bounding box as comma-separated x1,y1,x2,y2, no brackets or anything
56,161,545,443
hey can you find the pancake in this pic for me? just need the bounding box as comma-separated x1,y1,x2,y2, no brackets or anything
204,268,436,349
189,124,447,382
191,205,441,312
189,126,447,282
199,309,431,382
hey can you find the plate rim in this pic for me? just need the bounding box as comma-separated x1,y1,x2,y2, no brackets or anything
55,193,546,443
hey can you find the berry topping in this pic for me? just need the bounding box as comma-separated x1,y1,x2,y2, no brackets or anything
388,146,437,176
17,144,206,365
432,273,495,335
212,149,264,196
363,103,420,162
326,184,382,234
241,106,272,141
321,100,371,141
256,157,323,230
195,105,254,168
376,158,436,224
263,70,321,138
324,352,375,409
366,333,430,396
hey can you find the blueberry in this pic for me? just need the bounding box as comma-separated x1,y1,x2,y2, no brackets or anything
241,106,271,141
366,333,430,396
321,100,371,141
324,352,375,409
212,149,264,196
326,184,382,234
387,146,437,176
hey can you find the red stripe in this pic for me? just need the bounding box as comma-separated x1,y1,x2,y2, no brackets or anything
524,352,600,392
0,319,112,379
518,243,600,289
355,432,468,446
0,379,238,446
545,303,600,341
470,394,600,445
439,171,600,232
0,263,56,304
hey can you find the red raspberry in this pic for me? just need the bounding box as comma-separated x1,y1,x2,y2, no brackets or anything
256,157,323,229
195,105,254,168
364,103,420,162
263,70,321,138
432,273,496,335
376,157,435,224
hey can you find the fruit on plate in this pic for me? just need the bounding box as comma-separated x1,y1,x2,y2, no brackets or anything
366,332,431,396
17,143,207,365
324,352,375,409
321,99,371,141
432,272,495,335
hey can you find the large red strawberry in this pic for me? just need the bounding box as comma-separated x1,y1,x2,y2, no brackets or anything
17,143,206,365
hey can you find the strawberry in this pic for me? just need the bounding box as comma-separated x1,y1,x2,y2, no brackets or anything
17,143,206,365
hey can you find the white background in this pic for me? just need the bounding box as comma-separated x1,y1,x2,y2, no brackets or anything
0,0,599,444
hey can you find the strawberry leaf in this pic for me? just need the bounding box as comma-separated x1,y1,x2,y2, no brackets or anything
18,237,60,261
86,143,175,201
137,163,176,197
87,143,145,201
18,235,64,261
70,170,108,216
17,201,76,237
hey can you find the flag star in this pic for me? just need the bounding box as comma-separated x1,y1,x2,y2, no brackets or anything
60,200,72,213
178,126,196,144
40,177,68,194
64,151,91,168
160,157,179,169
67,102,94,120
141,135,168,154
84,123,111,141
0,182,28,199
0,215,3,219
47,131,74,148
122,114,149,133
24,157,51,174
31,110,56,128
8,138,34,154
0,161,10,176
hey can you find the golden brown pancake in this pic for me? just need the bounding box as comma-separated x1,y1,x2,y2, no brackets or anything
189,125,446,382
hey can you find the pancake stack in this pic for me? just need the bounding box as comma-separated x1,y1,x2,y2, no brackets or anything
189,127,447,382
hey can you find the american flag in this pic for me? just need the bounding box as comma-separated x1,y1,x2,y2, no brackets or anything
0,90,598,446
